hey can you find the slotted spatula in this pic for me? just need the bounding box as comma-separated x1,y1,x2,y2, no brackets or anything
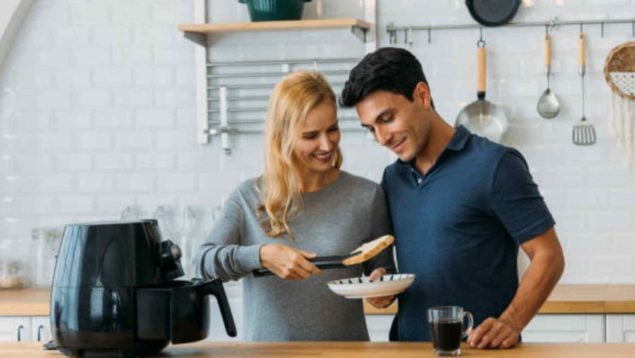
253,235,394,277
572,29,597,146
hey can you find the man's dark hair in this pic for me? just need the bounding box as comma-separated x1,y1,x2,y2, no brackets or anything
340,47,433,108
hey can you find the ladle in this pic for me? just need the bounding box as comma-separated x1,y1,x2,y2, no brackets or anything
537,28,560,119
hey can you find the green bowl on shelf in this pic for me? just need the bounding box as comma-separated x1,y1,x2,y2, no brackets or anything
238,0,312,22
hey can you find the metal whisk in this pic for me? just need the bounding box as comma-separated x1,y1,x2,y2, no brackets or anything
572,28,596,146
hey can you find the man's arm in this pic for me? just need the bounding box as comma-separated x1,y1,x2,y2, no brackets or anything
467,227,565,349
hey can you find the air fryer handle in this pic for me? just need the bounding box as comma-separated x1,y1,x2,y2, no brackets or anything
202,279,237,337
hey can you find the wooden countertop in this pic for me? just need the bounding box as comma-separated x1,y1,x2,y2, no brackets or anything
4,341,635,357
365,284,635,315
4,285,635,316
0,289,49,316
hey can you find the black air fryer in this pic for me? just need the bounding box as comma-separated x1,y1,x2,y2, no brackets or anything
50,220,236,357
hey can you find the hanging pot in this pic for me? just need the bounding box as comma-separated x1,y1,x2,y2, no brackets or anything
465,0,521,27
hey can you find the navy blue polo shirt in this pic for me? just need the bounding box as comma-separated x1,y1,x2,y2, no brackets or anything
382,126,555,341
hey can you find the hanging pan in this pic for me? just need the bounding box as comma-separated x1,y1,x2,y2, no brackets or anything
466,0,521,27
455,39,509,143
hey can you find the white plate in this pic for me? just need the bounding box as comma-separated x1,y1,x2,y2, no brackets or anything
327,273,415,299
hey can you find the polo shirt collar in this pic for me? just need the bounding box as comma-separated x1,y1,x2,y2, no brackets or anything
395,126,471,184
396,125,471,167
446,125,470,152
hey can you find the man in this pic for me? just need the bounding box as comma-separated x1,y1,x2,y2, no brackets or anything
341,47,565,349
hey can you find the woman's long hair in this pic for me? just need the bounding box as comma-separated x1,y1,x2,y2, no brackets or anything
258,71,343,239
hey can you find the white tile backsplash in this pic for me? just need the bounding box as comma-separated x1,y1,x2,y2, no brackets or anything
0,0,634,284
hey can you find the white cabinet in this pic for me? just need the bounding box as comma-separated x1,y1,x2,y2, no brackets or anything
522,314,605,343
0,316,31,342
606,314,635,342
365,315,393,342
365,313,608,343
0,316,50,342
31,316,51,343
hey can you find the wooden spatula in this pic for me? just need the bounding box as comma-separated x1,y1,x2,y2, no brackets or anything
253,235,394,277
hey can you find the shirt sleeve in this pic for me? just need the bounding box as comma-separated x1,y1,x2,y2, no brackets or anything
489,150,555,245
364,185,396,275
193,189,263,282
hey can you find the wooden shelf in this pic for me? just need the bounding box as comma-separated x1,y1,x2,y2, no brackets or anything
178,18,371,45
178,18,370,34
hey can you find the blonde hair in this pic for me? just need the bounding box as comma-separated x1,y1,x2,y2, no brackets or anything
258,71,343,239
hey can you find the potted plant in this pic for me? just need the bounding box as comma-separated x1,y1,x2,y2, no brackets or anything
238,0,312,22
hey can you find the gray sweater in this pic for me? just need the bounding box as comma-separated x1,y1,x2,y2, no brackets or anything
194,171,393,341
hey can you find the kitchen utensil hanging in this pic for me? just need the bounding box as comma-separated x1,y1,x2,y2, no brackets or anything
465,0,521,27
572,28,597,146
456,33,509,143
253,235,394,277
604,41,635,166
537,26,560,119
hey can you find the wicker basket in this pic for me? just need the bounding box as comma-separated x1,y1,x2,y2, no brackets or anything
604,41,635,100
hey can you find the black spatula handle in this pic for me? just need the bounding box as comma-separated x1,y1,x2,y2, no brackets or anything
253,255,350,277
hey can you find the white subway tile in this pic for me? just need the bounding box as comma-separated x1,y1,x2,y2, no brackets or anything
93,109,134,129
91,25,132,46
37,90,71,110
76,132,112,151
70,3,111,26
155,88,195,109
57,196,95,214
56,153,93,172
74,88,113,108
112,88,153,107
52,110,92,131
135,109,175,129
78,173,115,193
92,68,132,86
112,2,152,25
1,0,635,284
135,153,176,171
38,174,75,193
115,173,155,192
54,69,92,89
133,66,174,86
155,130,192,150
94,195,136,215
93,153,134,171
157,173,197,193
9,153,55,173
112,46,153,66
132,26,176,45
74,47,111,67
585,212,634,234
55,26,92,48
115,131,154,151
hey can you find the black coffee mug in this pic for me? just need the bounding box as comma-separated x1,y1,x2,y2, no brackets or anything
427,306,473,356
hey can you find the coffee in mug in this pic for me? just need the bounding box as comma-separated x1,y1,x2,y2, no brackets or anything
427,306,473,356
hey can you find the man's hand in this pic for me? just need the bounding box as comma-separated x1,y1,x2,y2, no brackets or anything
259,244,321,279
467,317,520,349
364,267,396,308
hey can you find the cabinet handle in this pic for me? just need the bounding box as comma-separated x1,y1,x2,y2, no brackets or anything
37,324,45,341
17,325,24,342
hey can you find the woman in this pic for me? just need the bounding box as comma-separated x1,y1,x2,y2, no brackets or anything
194,71,394,341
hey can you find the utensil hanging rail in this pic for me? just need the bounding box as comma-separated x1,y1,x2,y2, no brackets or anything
386,18,635,44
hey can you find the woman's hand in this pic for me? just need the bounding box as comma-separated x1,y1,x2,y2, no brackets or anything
364,267,396,308
259,244,321,279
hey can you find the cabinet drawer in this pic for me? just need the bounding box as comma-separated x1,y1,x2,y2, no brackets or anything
0,316,32,342
31,316,51,343
523,314,604,343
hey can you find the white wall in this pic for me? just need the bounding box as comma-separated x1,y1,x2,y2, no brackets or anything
0,0,33,69
0,0,634,284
